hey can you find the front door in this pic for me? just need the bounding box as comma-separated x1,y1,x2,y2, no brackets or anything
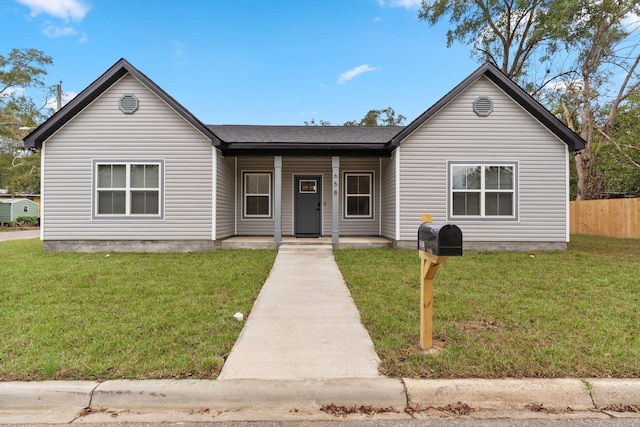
294,175,322,236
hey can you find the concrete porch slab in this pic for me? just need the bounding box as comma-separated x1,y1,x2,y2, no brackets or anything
219,236,393,249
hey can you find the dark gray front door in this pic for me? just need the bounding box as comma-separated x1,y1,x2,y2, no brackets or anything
294,175,322,236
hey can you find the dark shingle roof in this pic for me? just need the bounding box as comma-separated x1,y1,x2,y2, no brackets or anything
209,125,403,144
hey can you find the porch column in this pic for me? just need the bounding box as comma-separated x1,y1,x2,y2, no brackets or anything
274,156,282,243
332,156,340,244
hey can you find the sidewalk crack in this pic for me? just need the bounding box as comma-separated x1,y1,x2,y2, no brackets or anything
399,378,414,418
68,381,104,424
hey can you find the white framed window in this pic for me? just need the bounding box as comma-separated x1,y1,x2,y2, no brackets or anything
93,160,163,219
243,172,272,218
448,162,517,220
344,172,373,219
23,205,29,213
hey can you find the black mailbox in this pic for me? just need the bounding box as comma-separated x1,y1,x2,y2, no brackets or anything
418,223,463,256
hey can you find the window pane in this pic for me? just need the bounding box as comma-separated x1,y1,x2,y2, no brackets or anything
112,165,126,188
485,192,498,215
246,195,269,215
347,196,370,216
346,176,358,194
500,166,514,189
485,166,499,189
452,166,466,189
98,191,126,214
453,166,481,189
453,192,480,215
98,165,112,188
131,191,159,214
246,174,270,195
358,176,370,194
131,165,145,188
466,166,481,189
486,193,513,216
498,192,513,215
246,175,257,194
257,175,269,194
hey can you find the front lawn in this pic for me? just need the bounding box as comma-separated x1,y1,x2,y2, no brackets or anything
0,239,276,380
334,235,640,379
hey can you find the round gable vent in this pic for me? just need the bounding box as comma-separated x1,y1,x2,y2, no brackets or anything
119,94,139,114
473,96,493,117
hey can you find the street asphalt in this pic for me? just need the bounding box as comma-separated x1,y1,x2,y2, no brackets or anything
0,229,39,241
0,237,638,423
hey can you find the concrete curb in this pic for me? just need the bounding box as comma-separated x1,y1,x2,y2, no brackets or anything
404,378,595,411
1,378,639,420
0,381,97,410
91,378,407,410
589,378,640,408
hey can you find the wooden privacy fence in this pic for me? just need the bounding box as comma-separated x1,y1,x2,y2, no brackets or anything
570,198,640,239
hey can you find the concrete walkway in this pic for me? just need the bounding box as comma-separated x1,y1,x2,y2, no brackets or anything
0,229,39,241
218,244,381,380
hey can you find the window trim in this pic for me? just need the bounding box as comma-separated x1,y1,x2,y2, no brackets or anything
242,171,273,219
92,159,164,220
343,171,374,220
447,161,518,221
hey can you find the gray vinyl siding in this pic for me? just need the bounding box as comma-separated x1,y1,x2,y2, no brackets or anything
236,157,274,235
41,73,213,240
338,157,380,236
380,154,396,239
398,76,568,243
215,150,234,239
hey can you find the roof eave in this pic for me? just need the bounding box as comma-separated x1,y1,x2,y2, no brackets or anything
221,142,392,157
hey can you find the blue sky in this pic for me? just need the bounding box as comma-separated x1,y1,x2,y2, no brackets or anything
2,0,480,125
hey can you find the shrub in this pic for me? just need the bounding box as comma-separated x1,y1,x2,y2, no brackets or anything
16,216,38,226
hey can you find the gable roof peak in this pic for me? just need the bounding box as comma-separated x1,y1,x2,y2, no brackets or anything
390,61,586,152
23,58,221,149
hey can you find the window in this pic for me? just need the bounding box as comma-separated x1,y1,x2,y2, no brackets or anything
344,173,373,218
243,172,272,218
449,163,517,219
23,205,29,213
94,161,163,218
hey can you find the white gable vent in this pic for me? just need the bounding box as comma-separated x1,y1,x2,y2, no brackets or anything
473,96,493,117
119,94,139,114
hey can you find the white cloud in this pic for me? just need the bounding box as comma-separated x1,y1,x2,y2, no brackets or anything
337,64,379,85
377,0,422,9
16,0,90,22
43,22,77,38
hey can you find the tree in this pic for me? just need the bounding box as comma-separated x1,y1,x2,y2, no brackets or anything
0,48,53,195
418,0,558,82
597,92,640,195
419,0,640,200
343,107,406,126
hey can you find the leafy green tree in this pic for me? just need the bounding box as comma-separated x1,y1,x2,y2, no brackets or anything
0,48,53,195
343,107,406,126
596,93,640,195
304,107,406,127
418,0,557,82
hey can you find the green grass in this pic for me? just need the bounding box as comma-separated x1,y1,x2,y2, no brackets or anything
334,235,640,379
0,239,276,381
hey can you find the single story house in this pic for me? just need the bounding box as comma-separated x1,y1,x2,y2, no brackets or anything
0,198,39,224
24,58,585,252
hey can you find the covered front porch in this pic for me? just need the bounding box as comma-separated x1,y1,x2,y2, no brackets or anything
219,235,393,249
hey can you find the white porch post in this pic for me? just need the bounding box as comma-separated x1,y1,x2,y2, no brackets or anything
332,156,340,244
274,156,282,243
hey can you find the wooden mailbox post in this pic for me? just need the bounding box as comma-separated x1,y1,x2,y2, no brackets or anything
417,214,463,350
